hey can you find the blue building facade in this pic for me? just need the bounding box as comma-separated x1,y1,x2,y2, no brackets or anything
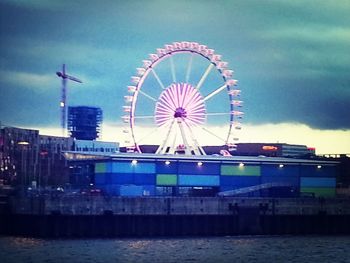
67,153,339,198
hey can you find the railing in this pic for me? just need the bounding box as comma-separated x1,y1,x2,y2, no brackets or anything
217,182,293,196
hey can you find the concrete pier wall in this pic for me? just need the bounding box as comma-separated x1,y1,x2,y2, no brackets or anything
1,196,350,237
7,196,350,216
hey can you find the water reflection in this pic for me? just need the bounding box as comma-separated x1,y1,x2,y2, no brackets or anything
128,240,151,249
0,236,349,263
11,237,45,248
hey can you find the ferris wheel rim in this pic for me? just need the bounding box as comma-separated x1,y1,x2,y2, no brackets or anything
124,41,242,154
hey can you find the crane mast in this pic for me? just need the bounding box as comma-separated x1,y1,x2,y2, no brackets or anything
56,64,82,136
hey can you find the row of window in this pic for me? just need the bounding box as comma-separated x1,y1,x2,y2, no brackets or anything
75,147,116,153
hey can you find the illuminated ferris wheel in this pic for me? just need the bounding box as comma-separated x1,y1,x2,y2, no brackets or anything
122,41,243,155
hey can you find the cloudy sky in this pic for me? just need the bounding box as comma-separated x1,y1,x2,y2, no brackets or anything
0,0,349,154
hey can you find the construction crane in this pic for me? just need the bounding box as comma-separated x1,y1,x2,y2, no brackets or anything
56,64,82,136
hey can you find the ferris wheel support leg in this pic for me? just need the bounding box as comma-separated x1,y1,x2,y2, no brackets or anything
185,123,201,155
226,124,234,144
169,132,177,155
156,119,176,155
197,144,206,155
184,121,206,156
177,118,192,155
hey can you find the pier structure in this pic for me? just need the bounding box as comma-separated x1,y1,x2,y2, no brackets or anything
1,195,349,237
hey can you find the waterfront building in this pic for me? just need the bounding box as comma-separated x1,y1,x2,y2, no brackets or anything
39,135,74,187
234,143,315,157
0,125,119,189
0,127,39,186
124,143,316,158
64,152,339,198
0,126,73,188
69,139,119,187
1,126,345,197
73,139,119,153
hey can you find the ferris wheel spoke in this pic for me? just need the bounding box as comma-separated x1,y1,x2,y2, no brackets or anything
170,56,176,83
180,83,192,108
188,112,229,116
151,68,166,90
182,86,196,109
183,89,204,110
196,63,214,90
133,115,155,119
204,112,231,116
201,126,226,143
166,89,180,110
185,97,205,112
136,126,161,145
157,97,176,111
185,53,194,83
139,90,157,102
203,84,227,102
225,124,235,144
159,93,177,111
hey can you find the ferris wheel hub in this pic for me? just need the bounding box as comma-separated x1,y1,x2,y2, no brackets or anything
174,107,187,118
155,83,206,128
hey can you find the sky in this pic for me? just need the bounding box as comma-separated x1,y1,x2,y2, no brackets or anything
0,0,349,154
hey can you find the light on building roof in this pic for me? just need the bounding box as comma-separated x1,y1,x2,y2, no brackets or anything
165,160,171,165
17,141,29,145
131,160,138,165
197,162,203,166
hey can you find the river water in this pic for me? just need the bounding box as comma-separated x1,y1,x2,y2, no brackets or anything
0,236,349,263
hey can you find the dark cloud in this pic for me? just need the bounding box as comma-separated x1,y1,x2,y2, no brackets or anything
0,0,349,130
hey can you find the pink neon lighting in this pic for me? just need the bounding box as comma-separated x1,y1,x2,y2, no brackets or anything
125,41,243,153
155,83,206,127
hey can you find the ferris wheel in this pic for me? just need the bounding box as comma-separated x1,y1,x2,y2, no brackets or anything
122,41,243,155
